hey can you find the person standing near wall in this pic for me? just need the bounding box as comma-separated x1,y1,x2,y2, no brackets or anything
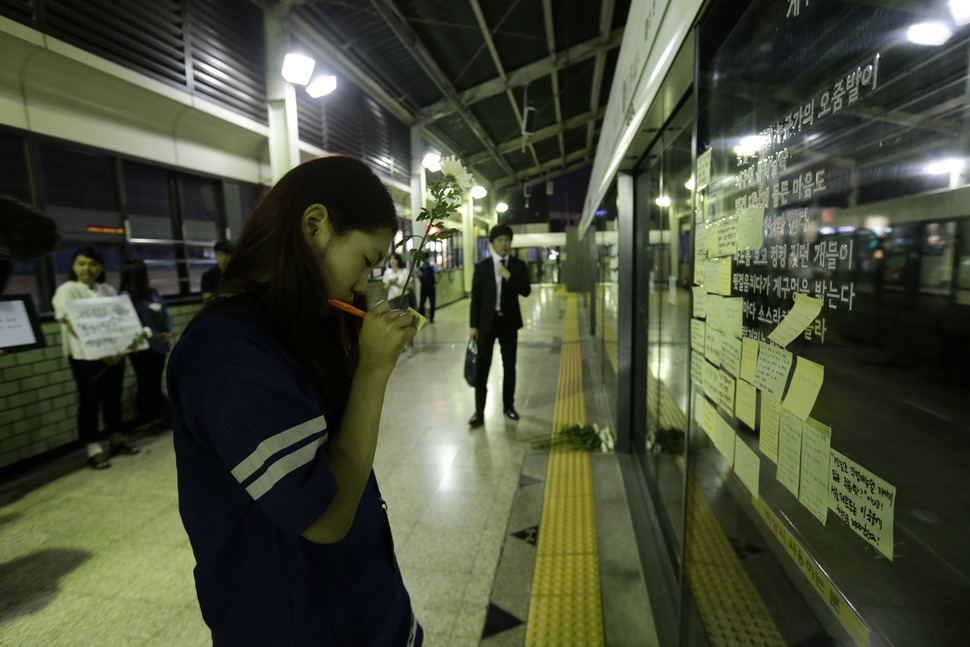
52,247,140,469
468,224,531,427
383,252,416,357
416,256,441,323
201,239,233,300
121,259,175,434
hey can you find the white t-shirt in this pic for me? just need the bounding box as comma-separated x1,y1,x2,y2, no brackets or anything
51,280,118,359
382,266,410,301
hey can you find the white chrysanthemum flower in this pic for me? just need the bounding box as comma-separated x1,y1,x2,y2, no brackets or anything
148,303,162,312
142,326,153,337
439,156,473,193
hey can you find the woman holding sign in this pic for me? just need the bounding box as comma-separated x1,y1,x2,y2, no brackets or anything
52,246,140,469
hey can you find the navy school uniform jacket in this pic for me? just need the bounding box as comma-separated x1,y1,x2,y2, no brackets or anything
168,303,420,647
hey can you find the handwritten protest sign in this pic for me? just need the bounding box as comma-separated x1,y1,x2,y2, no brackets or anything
63,296,147,360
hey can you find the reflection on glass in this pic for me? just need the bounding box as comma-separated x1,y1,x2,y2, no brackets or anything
695,1,970,644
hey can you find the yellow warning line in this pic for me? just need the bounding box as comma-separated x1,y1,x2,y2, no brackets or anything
526,294,604,647
599,312,785,646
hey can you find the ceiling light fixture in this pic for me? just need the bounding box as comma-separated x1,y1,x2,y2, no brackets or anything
306,75,337,98
281,53,315,85
422,153,441,172
907,22,952,45
470,186,487,199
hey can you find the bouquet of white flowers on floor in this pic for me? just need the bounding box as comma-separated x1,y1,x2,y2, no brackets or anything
531,423,616,453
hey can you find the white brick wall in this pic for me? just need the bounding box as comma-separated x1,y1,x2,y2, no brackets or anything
0,303,200,471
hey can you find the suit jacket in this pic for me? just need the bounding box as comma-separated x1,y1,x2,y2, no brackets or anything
469,255,531,336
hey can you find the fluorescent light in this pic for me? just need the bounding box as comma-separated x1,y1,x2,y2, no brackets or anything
655,196,671,207
907,22,952,45
950,0,970,26
925,158,965,174
470,185,487,199
496,202,509,213
306,75,337,98
281,53,315,85
685,177,695,191
422,153,441,172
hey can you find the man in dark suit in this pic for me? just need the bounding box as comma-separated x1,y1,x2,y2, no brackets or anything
468,224,531,427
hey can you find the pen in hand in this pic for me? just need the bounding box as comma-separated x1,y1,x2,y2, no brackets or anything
329,299,366,318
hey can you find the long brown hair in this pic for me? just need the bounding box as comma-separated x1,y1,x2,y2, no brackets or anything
192,155,398,412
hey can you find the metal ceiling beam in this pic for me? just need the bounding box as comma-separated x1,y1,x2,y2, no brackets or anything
418,28,624,123
493,148,593,190
467,0,540,169
541,0,565,168
468,107,606,165
368,0,517,179
586,0,615,163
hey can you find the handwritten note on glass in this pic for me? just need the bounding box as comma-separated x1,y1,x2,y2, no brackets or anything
799,418,831,525
735,378,758,430
741,337,759,383
760,394,781,463
753,341,793,400
734,439,761,499
777,407,803,497
737,205,766,250
783,356,825,421
829,450,896,560
715,413,737,467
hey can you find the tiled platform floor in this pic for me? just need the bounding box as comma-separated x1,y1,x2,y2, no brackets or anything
0,286,654,646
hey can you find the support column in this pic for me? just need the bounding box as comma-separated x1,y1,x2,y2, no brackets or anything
409,125,427,254
463,196,474,294
264,8,301,183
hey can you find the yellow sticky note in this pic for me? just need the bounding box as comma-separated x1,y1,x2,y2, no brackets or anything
753,341,793,400
715,413,736,467
691,318,706,353
799,418,830,525
702,398,717,440
768,293,823,347
719,257,732,295
735,379,758,430
777,407,803,497
717,370,735,417
760,394,781,463
705,259,720,293
737,205,766,250
830,450,896,560
707,222,719,257
717,216,738,257
741,337,759,383
783,356,824,421
734,439,760,499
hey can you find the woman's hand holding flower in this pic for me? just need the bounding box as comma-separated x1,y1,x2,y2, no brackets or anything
357,300,417,377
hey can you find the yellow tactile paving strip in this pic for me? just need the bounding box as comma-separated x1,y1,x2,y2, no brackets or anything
526,294,604,647
598,308,785,646
685,475,787,646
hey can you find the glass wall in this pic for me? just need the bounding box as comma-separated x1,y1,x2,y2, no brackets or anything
684,0,970,645
0,129,263,311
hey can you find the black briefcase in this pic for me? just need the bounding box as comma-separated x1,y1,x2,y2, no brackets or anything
464,340,478,387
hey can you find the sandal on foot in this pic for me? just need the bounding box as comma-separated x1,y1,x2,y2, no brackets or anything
88,453,112,469
109,442,140,456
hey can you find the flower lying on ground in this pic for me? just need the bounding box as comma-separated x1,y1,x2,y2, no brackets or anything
531,423,616,453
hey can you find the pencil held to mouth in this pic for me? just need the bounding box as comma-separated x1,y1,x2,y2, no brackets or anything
329,299,366,318
329,298,428,330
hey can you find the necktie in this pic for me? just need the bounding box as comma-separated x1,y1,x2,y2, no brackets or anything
500,259,511,310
